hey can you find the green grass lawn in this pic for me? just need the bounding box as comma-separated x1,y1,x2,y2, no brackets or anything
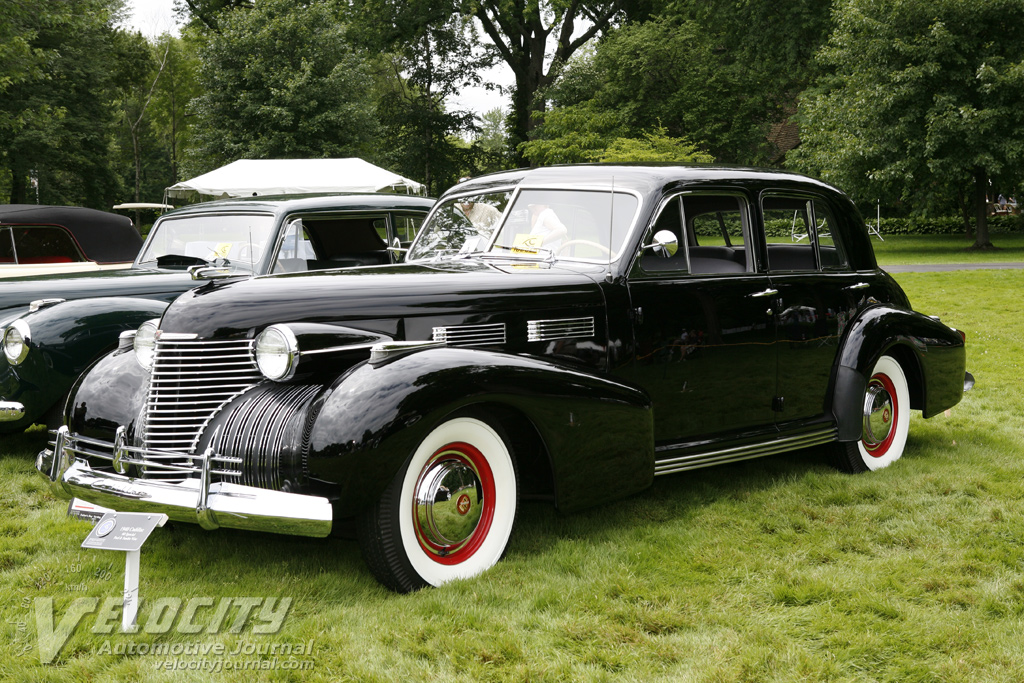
871,233,1024,265
1,271,1021,681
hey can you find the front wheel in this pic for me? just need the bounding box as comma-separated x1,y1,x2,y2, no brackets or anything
358,414,518,592
832,354,911,473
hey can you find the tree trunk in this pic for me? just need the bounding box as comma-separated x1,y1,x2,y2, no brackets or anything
9,163,28,204
971,168,994,249
956,185,973,238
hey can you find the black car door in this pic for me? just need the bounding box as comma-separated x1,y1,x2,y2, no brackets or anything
624,192,778,445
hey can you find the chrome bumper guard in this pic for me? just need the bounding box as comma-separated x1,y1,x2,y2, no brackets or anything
0,401,26,422
36,426,332,538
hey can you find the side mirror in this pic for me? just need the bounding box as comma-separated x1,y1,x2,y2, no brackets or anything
644,230,679,258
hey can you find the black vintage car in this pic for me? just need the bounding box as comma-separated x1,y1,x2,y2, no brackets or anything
1,194,434,430
36,166,971,592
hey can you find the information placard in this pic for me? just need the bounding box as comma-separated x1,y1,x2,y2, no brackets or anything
81,512,167,552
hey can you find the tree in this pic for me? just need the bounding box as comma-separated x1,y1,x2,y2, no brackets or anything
352,2,490,194
791,0,1024,248
468,0,629,163
149,34,202,187
0,0,128,207
185,0,380,176
525,2,833,167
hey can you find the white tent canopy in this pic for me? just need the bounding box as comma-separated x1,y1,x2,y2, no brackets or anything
165,158,424,200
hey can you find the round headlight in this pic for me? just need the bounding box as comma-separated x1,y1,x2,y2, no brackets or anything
133,319,160,370
254,325,298,381
3,319,31,365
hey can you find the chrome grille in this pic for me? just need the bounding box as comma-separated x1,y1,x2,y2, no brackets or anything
211,383,320,489
145,338,262,453
432,323,506,347
527,317,595,342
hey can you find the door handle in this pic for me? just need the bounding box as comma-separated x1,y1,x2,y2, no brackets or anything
747,288,779,298
844,282,870,291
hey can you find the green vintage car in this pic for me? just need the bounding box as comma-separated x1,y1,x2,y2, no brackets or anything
1,193,434,430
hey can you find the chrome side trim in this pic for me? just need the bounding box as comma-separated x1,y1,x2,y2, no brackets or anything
369,340,444,365
527,317,595,342
654,427,836,476
432,323,506,347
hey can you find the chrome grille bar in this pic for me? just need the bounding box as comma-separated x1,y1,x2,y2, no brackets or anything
432,323,506,346
527,317,595,342
144,338,262,454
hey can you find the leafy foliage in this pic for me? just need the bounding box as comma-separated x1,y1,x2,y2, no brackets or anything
528,2,833,168
185,0,380,176
791,0,1024,247
0,0,129,207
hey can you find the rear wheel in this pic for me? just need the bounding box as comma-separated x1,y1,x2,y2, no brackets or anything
832,355,911,473
358,414,518,592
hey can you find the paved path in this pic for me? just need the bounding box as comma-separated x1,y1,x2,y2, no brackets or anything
884,262,1024,273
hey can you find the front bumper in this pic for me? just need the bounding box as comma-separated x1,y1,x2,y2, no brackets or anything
0,401,25,422
36,426,333,537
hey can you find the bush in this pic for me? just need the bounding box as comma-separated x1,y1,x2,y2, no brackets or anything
873,214,1024,235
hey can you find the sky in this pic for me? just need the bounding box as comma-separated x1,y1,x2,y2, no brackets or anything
121,0,510,117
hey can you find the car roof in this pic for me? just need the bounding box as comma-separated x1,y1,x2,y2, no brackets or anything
159,193,436,221
0,204,141,263
447,164,838,198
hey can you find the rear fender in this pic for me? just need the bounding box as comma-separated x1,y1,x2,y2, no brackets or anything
306,347,654,518
832,305,966,440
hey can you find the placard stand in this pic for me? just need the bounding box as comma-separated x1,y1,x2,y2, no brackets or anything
81,511,168,631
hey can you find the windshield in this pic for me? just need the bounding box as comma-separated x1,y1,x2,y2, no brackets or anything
406,190,511,261
408,188,639,263
136,213,276,272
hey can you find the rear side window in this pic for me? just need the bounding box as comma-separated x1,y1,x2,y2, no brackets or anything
761,195,848,272
9,225,86,264
0,228,13,263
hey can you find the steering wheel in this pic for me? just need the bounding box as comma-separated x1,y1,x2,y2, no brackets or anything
556,239,613,257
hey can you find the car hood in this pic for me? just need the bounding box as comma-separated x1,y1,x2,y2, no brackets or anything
159,260,607,339
0,267,203,321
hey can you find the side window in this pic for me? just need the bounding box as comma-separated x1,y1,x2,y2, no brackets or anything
685,195,749,274
761,195,848,271
637,194,749,275
273,219,316,273
393,215,423,245
372,218,389,243
11,225,86,263
812,200,848,269
0,227,13,263
639,197,685,274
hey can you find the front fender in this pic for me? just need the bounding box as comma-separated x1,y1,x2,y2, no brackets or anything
307,347,654,518
832,305,966,440
0,297,166,432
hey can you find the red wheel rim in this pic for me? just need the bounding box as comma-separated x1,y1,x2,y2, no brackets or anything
413,442,496,565
864,372,898,458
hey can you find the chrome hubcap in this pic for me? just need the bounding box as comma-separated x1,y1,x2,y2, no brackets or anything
862,383,894,447
414,455,484,555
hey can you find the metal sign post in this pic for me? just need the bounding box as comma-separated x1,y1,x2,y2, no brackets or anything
81,511,168,631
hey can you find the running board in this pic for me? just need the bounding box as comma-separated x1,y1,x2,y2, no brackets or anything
654,427,836,476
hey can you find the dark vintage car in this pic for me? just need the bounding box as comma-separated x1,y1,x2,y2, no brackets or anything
0,204,142,278
0,194,434,430
36,166,971,592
